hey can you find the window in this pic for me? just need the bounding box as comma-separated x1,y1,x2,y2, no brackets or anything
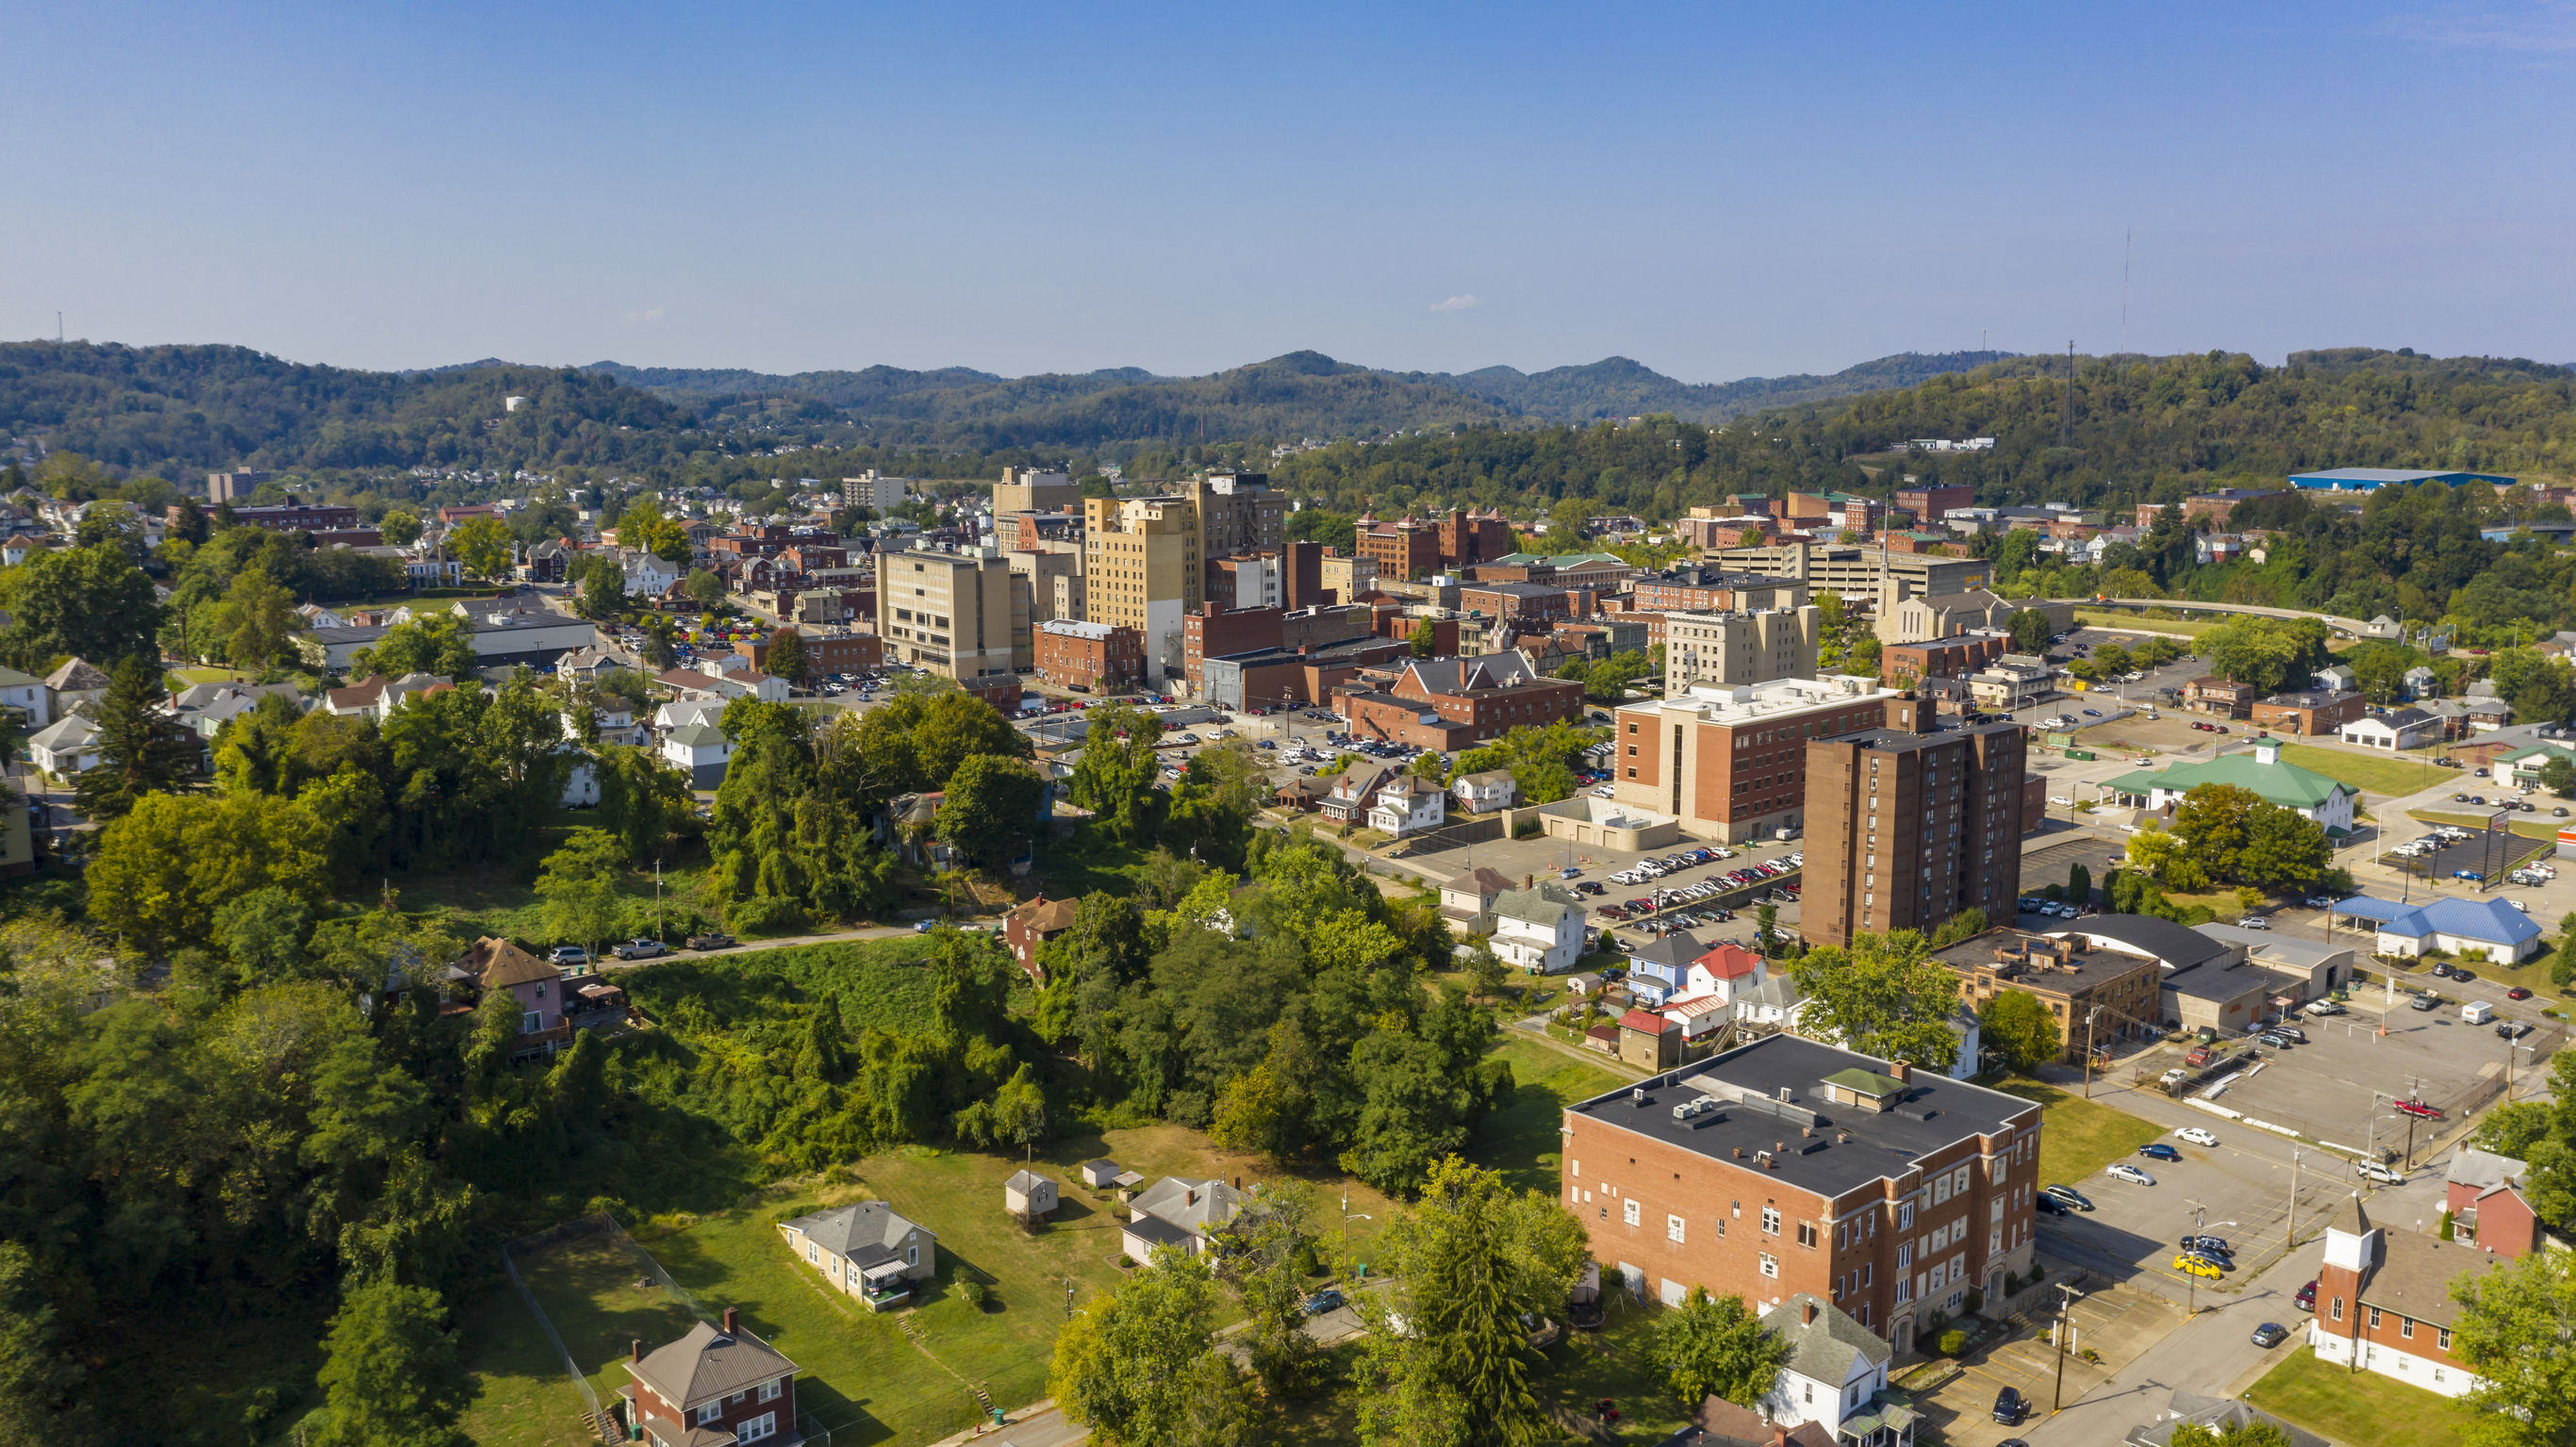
2331,1298,2343,1322
758,1381,782,1403
2401,1317,2415,1339
520,1011,542,1033
1759,1253,1778,1278
1761,1206,1781,1235
1569,1159,1580,1178
737,1411,777,1443
1668,1214,1686,1244
1991,1198,2006,1224
1623,1199,1641,1226
2369,1307,2382,1329
1897,1202,1914,1230
2439,1328,2452,1351
1896,1242,1913,1270
1932,1176,1951,1205
697,1404,722,1425
1797,1222,1818,1249
806,1242,818,1263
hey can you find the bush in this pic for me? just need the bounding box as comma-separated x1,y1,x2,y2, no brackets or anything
724,894,805,934
2438,1209,2455,1241
1937,1328,1968,1357
1963,1288,1985,1316
957,1278,993,1311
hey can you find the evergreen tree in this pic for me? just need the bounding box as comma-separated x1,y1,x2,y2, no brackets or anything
766,629,809,685
73,654,199,819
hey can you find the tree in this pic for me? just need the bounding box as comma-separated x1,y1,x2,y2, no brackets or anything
2169,1422,2293,1447
2007,608,2054,652
73,654,201,819
2541,754,2576,799
0,1241,88,1445
684,568,727,610
1208,1183,1324,1401
936,754,1048,870
1652,1287,1789,1409
2452,1245,2576,1447
537,829,627,954
1355,1155,1588,1447
594,744,693,863
766,629,809,686
2066,862,2091,905
2202,616,2329,694
353,614,478,680
445,516,515,580
616,500,693,562
1979,991,2062,1076
1781,929,1964,1070
377,509,423,546
1410,619,1438,657
219,567,302,667
1069,700,1167,844
0,541,163,668
1049,1247,1228,1447
313,1274,469,1447
578,559,626,620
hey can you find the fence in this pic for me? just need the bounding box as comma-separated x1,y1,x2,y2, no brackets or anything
503,1212,721,1444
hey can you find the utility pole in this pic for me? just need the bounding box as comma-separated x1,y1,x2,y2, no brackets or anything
2287,1149,2302,1254
2081,1008,2102,1098
2050,1280,2088,1410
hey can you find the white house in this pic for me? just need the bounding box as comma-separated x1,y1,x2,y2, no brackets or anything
1366,774,1445,838
558,745,600,807
1489,883,1585,975
27,715,101,776
1121,1177,1247,1262
663,721,732,788
1757,1295,1910,1443
619,549,682,597
2403,665,2438,699
776,1201,937,1311
2340,707,2441,751
654,698,725,733
1438,865,1516,930
0,666,51,729
1452,768,1516,814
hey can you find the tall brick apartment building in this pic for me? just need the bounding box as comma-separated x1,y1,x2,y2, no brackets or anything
1611,677,1896,845
1354,512,1442,581
1437,506,1515,567
1562,1034,2040,1358
1035,619,1144,693
1801,698,2028,949
1880,632,2006,687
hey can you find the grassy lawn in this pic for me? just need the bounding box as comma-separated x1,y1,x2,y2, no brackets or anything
1528,1288,1693,1441
1478,1036,1630,1195
2241,1345,2472,1447
393,855,722,943
1990,1078,2166,1189
2276,743,2452,799
2073,608,2223,639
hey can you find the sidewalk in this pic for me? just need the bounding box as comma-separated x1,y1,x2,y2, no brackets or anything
920,1398,1083,1447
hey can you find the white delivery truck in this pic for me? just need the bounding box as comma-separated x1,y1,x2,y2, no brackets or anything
2462,1000,2496,1025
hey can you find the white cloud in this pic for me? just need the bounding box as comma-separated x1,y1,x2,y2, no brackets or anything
622,307,666,325
1428,294,1480,313
2380,2,2576,53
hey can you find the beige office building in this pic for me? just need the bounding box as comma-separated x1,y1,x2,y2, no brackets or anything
1190,473,1287,561
994,466,1081,517
1084,496,1199,681
1661,606,1822,692
877,547,1032,694
1008,546,1085,624
1706,541,1992,616
1321,551,1379,604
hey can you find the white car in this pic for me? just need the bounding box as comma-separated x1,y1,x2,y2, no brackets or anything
2048,795,2073,806
2105,1162,2156,1186
2175,1126,2220,1147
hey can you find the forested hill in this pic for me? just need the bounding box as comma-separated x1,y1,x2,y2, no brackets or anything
1403,350,2015,422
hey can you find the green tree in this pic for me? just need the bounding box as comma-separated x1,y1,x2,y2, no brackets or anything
1049,1247,1229,1447
537,829,627,955
2007,608,2054,652
1069,700,1168,844
1209,1183,1324,1401
377,509,423,546
445,516,515,580
2170,1421,2294,1447
1355,1156,1589,1447
616,500,693,562
2345,640,2425,706
0,1241,88,1445
313,1274,469,1447
594,744,692,863
2540,754,2576,799
684,568,726,609
2067,862,2091,905
1781,929,1964,1071
577,558,626,620
1978,990,2062,1076
1409,619,1438,657
2202,616,2329,694
0,541,163,668
2452,1244,2576,1447
73,654,201,818
218,567,303,667
352,614,478,679
936,754,1048,870
766,629,808,685
1651,1287,1789,1409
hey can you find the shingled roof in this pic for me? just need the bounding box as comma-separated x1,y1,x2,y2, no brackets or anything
627,1317,797,1412
457,936,561,991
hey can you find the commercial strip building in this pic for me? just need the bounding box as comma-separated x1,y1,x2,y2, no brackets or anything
1561,1032,2041,1357
2033,914,2354,1035
1611,677,1897,845
2324,895,2544,963
874,546,1032,707
2101,741,2359,835
1799,698,2028,949
1931,930,2162,1064
1197,637,1409,713
1033,619,1144,694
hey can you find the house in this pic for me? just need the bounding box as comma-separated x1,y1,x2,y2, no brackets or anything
1758,1294,1911,1445
1366,773,1445,838
2313,664,2357,693
2122,1390,2327,1447
2445,1148,2541,1258
1619,1007,1681,1069
2308,1194,2504,1399
659,666,789,704
1489,882,1586,975
454,937,570,1059
2340,707,2441,751
1622,932,1703,1005
2403,665,2438,699
1675,942,1769,1013
776,1201,938,1310
1005,1170,1060,1222
881,792,955,869
1272,774,1332,812
619,1308,798,1447
325,672,449,721
663,722,733,788
2182,675,2254,718
2329,894,2544,962
2249,688,2365,737
2102,742,2358,834
1438,865,1517,929
1453,767,1516,814
655,698,726,734
0,666,51,729
520,537,572,584
169,681,305,741
619,549,684,597
44,657,110,715
26,714,102,776
1003,895,1079,981
1121,1176,1247,1261
2468,698,2516,731
1320,763,1395,825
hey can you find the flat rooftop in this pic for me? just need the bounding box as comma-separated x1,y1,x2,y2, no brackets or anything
1566,1034,2037,1200
1617,676,1890,725
1826,715,2022,754
1933,929,2160,993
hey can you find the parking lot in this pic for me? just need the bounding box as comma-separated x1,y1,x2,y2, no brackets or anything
2185,997,2556,1158
2385,819,2551,883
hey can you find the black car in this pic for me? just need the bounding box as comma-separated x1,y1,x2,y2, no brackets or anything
2043,1184,2095,1211
2138,1143,2182,1162
2181,1234,2233,1258
1993,1387,2030,1425
2034,1192,2068,1217
2499,1020,2535,1040
2251,1323,2290,1348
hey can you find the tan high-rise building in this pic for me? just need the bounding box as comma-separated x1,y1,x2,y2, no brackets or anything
993,466,1080,517
1800,698,2028,950
876,546,1032,704
1661,606,1823,692
1084,496,1199,681
1189,473,1287,562
1320,551,1379,604
1007,546,1085,624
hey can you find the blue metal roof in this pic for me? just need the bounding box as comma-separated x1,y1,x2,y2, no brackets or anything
2287,469,2517,491
2335,894,2539,945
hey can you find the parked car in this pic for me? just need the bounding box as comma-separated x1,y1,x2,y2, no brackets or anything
1302,1287,1346,1317
685,932,736,951
2357,1159,2408,1186
2138,1143,2182,1162
2182,1234,2233,1258
2034,1192,2068,1217
548,945,588,965
610,938,669,961
2295,1279,2318,1311
2255,1031,2293,1048
2304,999,2345,1016
1993,1387,2030,1425
2252,1323,2289,1348
2044,1184,2094,1211
2500,1020,2535,1041
2508,986,2535,1000
2410,993,2442,1011
2173,1254,2223,1279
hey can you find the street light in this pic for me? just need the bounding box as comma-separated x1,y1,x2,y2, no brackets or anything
2179,1201,2238,1316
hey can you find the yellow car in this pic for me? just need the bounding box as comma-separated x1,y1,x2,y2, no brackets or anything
2172,1254,2223,1280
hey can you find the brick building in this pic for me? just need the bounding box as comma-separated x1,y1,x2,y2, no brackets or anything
1335,652,1585,749
1562,1033,2040,1357
2183,676,2255,718
1353,512,1442,581
1183,605,1286,697
1459,582,1573,627
1436,506,1515,567
1035,618,1145,693
1880,633,2006,687
619,1308,797,1447
1662,608,1823,692
181,502,362,533
1376,612,1461,656
1931,929,2161,1064
2309,1196,2502,1399
1630,569,1809,616
751,632,883,676
2133,489,2276,529
1611,677,1895,844
1199,636,1408,713
1894,484,1974,521
2249,688,2366,737
1800,699,2028,949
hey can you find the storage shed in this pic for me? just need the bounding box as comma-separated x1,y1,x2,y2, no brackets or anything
1004,1169,1059,1222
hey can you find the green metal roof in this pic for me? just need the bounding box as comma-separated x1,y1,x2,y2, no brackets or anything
1823,1066,1907,1097
2103,752,2355,809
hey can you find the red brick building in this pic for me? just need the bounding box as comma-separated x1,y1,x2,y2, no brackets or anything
1880,633,2006,686
2310,1195,2502,1398
1459,582,1573,626
1611,678,1897,844
1003,895,1079,982
1035,619,1144,693
1375,612,1460,655
2445,1151,2540,1258
1800,699,2029,949
1894,484,1973,521
751,633,883,676
1183,605,1285,697
1563,1035,2040,1357
1354,512,1442,581
1437,506,1516,567
620,1308,797,1447
1335,652,1585,748
2248,688,2366,737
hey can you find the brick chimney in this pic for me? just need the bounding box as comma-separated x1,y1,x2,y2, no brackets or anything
1890,1060,1912,1083
721,1307,738,1337
631,1338,643,1364
1801,1299,1819,1325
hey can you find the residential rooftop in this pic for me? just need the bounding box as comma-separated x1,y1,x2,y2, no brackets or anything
1565,1034,2037,1201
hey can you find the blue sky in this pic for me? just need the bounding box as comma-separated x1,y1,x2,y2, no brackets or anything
7,2,2573,380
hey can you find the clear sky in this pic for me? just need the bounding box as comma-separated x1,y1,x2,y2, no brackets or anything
7,2,2572,381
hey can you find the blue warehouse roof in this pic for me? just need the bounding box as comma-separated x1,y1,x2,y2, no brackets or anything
2287,469,2517,491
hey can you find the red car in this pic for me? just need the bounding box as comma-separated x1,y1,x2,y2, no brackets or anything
2295,1279,2317,1312
2508,987,2535,1000
2395,1098,2443,1120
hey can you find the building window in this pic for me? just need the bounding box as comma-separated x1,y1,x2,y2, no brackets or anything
1759,1253,1778,1279
758,1380,782,1403
1797,1222,1818,1248
1668,1214,1686,1243
2439,1328,2452,1351
1761,1206,1781,1235
697,1404,722,1425
2331,1299,2343,1321
1624,1199,1641,1226
1898,1202,1914,1230
737,1412,777,1443
2401,1317,2415,1339
2369,1307,2382,1329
